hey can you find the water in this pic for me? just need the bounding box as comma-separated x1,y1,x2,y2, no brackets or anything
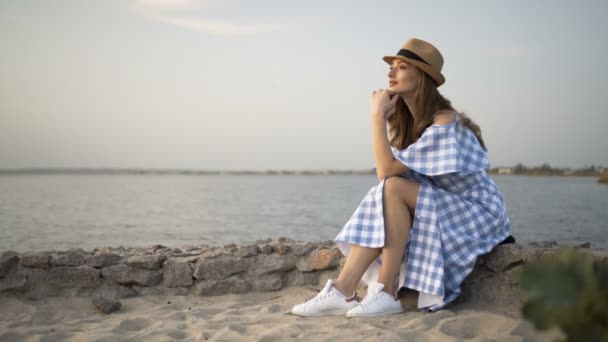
1,174,606,253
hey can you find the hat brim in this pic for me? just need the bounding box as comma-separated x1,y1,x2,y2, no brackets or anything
382,55,445,87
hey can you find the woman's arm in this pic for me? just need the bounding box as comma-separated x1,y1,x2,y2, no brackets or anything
372,114,410,182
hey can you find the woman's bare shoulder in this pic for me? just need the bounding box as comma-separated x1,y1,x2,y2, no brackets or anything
433,110,458,125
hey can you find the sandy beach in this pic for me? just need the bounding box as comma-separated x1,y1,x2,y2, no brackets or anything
0,284,563,342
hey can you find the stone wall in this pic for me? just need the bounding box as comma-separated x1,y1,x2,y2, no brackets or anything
1,238,606,310
0,238,342,301
453,241,606,310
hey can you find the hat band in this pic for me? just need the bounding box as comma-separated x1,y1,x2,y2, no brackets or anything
397,49,430,66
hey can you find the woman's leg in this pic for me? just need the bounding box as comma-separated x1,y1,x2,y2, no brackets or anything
333,176,420,298
333,244,381,296
377,177,420,296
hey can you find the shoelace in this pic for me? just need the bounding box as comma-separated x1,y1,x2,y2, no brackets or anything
304,290,361,303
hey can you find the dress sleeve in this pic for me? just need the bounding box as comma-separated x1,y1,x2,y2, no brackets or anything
391,123,489,176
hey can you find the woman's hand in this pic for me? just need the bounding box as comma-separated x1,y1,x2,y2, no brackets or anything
371,89,399,120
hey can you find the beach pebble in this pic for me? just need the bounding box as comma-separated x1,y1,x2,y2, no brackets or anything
93,295,122,314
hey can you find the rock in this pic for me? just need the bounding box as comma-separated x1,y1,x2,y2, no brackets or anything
317,240,335,249
475,254,487,266
296,248,340,272
237,244,258,258
199,247,224,260
151,244,168,253
184,255,200,264
193,256,248,280
223,243,238,254
182,244,201,251
163,260,193,287
92,280,139,300
93,296,122,314
168,251,201,257
100,264,163,286
271,242,291,255
86,253,121,268
96,247,111,254
165,286,191,296
52,253,86,267
56,248,88,255
277,237,295,244
195,275,250,296
253,253,297,275
19,268,60,299
0,251,19,278
457,268,522,308
526,240,558,248
250,273,283,291
292,242,315,256
21,253,50,269
125,254,167,270
523,247,560,264
258,243,273,255
0,272,27,292
283,270,320,287
577,242,591,248
47,266,102,289
484,244,524,272
96,246,126,254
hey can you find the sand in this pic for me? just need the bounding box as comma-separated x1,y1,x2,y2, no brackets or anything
0,285,564,342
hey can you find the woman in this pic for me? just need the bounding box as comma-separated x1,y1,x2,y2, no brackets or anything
291,38,512,317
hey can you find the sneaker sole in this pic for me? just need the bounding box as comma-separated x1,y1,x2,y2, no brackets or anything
345,308,403,318
291,308,353,317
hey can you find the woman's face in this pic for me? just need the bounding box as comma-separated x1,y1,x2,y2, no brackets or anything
387,59,419,95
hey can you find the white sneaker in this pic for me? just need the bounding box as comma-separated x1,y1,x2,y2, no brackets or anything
345,281,403,318
291,279,361,317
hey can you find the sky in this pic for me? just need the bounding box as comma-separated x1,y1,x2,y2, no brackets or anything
1,0,606,171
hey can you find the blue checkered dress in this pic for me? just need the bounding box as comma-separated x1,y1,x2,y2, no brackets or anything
334,113,511,312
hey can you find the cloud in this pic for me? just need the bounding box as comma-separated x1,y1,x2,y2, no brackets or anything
130,0,284,36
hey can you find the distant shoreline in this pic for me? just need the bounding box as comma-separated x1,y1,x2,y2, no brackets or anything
0,168,604,177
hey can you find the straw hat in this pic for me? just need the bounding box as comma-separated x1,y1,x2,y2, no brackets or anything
383,38,445,87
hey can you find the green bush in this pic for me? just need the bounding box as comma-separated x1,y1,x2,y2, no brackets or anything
518,246,608,341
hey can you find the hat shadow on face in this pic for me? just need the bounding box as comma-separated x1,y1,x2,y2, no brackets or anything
389,60,432,92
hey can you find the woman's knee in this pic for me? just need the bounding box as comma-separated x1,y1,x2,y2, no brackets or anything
384,176,414,200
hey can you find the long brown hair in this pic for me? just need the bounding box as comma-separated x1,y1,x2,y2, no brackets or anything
387,66,487,151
